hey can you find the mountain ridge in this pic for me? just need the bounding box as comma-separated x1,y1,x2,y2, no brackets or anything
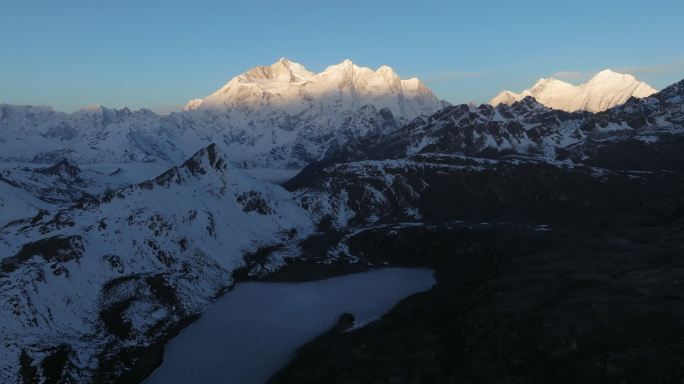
490,69,657,112
186,58,444,121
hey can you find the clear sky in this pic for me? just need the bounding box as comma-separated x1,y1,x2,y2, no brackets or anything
2,0,683,113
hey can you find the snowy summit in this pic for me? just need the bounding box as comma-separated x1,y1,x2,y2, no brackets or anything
185,58,443,120
489,69,657,112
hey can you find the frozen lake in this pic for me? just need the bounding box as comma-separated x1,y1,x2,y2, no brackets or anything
145,268,435,384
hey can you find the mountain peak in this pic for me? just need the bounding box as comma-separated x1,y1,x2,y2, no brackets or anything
184,98,203,111
490,70,657,112
182,143,228,175
594,68,625,77
240,58,314,83
595,68,620,76
588,69,636,84
77,104,105,113
529,77,574,94
490,90,521,106
322,59,360,74
187,59,443,120
533,77,570,86
152,143,229,187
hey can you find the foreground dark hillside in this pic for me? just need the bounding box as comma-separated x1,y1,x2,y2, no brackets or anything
272,167,684,383
270,217,684,383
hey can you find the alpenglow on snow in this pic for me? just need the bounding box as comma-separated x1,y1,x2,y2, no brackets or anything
489,69,656,112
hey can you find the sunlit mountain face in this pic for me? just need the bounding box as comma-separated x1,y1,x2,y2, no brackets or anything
490,69,657,112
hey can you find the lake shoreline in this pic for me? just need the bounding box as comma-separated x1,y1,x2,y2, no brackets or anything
143,267,435,384
124,256,423,384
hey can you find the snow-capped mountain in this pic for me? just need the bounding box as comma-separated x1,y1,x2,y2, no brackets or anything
181,58,444,168
490,69,657,112
0,144,313,382
186,58,442,119
0,59,444,173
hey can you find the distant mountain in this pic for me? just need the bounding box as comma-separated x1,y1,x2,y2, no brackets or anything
490,69,656,112
179,58,445,168
325,77,682,166
185,58,443,119
0,59,444,172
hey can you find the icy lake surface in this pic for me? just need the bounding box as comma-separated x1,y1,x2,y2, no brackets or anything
145,268,435,384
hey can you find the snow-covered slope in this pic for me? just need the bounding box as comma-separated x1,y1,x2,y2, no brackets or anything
0,59,444,172
490,69,656,112
0,144,313,382
180,58,444,168
0,180,51,227
0,158,175,230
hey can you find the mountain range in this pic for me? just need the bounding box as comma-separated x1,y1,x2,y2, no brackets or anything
186,58,444,118
0,59,444,174
2,59,684,383
490,69,656,112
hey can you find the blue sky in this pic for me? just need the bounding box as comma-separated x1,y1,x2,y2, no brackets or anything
1,0,683,112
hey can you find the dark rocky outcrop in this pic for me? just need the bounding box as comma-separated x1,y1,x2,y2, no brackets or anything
33,158,81,179
1,235,84,273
